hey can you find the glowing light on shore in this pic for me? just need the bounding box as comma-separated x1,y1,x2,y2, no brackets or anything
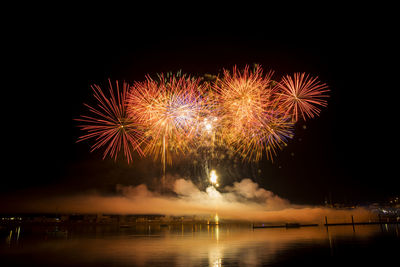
210,170,218,187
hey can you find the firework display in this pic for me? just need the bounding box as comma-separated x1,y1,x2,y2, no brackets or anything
77,65,329,165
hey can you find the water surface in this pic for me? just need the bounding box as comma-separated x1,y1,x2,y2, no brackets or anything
1,223,399,266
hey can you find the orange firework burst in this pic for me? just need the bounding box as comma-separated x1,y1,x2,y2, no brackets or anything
127,73,206,165
76,79,145,163
214,65,294,161
276,73,329,121
214,65,273,133
234,108,294,161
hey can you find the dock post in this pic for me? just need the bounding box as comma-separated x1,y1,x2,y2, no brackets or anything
351,215,355,232
378,213,385,231
324,216,329,233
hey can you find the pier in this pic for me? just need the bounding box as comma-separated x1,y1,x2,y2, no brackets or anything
324,215,400,227
253,223,318,229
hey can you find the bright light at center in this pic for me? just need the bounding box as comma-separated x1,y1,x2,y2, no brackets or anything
210,170,218,186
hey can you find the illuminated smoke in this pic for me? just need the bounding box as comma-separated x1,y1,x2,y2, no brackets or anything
2,178,372,224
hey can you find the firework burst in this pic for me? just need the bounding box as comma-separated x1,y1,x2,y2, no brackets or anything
276,72,329,121
233,108,294,161
76,79,145,163
214,65,273,134
127,74,206,165
213,65,293,162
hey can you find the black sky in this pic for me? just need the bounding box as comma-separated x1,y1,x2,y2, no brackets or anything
3,11,398,206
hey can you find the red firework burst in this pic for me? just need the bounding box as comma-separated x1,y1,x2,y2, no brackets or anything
76,79,145,163
276,73,329,121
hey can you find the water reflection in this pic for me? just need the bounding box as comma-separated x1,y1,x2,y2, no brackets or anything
0,223,399,266
4,226,20,247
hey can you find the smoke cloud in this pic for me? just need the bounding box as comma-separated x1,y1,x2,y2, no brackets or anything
1,177,374,224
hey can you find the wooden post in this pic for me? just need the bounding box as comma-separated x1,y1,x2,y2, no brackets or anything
325,216,329,233
351,215,355,232
378,213,384,232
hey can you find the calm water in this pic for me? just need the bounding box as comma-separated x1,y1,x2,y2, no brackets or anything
1,223,399,266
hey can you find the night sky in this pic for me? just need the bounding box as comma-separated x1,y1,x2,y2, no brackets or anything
3,13,398,207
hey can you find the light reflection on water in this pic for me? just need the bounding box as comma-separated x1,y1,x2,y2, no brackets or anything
1,223,399,266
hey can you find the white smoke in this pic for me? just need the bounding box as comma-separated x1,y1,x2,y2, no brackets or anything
2,177,374,224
